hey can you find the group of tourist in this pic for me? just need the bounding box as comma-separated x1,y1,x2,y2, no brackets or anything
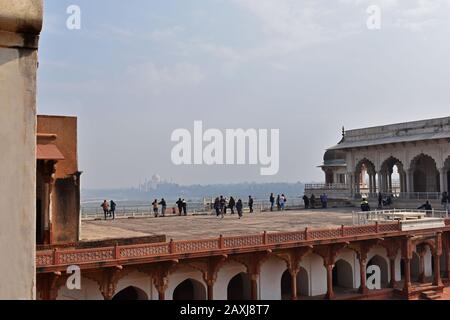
302,193,328,209
213,196,248,219
101,200,116,220
152,198,189,217
269,193,287,211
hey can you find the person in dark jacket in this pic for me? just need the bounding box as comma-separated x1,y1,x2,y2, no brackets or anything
418,201,433,214
378,192,383,209
236,199,243,219
361,198,371,212
276,195,281,211
302,195,310,209
109,200,116,220
176,198,183,215
248,196,254,213
214,197,222,218
228,197,236,215
310,194,316,209
270,193,275,211
159,198,167,217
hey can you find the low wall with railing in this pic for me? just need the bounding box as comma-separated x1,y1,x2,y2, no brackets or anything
37,218,450,271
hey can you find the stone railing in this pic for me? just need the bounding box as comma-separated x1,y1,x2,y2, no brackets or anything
36,220,428,270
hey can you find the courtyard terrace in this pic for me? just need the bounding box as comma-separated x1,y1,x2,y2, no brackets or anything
81,209,354,241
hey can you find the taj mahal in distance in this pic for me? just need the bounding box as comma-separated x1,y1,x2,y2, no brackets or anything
3,0,450,309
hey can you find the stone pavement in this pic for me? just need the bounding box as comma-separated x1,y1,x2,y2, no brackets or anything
81,208,355,241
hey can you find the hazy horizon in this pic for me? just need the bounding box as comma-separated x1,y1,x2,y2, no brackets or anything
38,0,450,189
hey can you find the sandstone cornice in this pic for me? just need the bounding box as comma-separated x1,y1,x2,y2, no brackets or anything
0,0,43,49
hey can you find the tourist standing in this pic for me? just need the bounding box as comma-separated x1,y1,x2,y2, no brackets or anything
321,194,328,209
310,194,316,209
159,198,167,217
248,196,254,213
280,194,286,211
219,196,226,215
228,197,236,215
276,195,281,211
378,192,383,209
101,200,109,220
442,192,448,212
302,195,310,209
152,199,159,217
236,199,243,219
182,199,187,216
214,197,221,218
109,200,116,220
269,193,275,212
176,198,183,215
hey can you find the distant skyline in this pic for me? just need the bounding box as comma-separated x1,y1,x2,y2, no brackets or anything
38,0,450,189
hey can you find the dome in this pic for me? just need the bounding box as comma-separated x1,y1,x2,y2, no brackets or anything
323,150,346,162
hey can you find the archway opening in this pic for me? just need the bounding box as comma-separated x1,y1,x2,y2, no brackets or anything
280,268,309,300
112,286,148,300
381,157,405,196
227,273,251,300
411,252,420,282
410,154,440,193
367,255,389,288
332,259,354,291
355,159,376,198
173,279,206,300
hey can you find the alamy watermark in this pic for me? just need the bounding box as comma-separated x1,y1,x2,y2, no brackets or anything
367,5,381,30
171,121,280,176
66,5,81,30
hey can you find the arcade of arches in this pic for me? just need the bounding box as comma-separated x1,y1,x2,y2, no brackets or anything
332,153,450,197
45,233,450,301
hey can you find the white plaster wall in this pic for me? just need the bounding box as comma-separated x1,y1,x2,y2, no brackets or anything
335,249,359,289
214,262,247,300
259,256,286,300
367,246,391,283
300,253,326,296
424,246,433,277
166,267,206,300
115,271,154,300
0,46,37,300
395,252,402,281
57,277,103,300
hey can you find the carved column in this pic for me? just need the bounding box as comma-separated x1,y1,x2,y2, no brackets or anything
417,246,426,284
249,273,259,300
434,232,443,287
402,237,413,295
444,234,450,279
358,249,368,294
290,269,298,300
387,242,399,288
440,168,446,194
325,263,334,299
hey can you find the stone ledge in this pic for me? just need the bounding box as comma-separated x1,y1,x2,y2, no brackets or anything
0,0,43,36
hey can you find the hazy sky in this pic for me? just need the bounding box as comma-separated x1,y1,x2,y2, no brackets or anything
38,0,450,189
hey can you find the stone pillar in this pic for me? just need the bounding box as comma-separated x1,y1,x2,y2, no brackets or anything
434,232,443,287
389,257,396,288
206,280,214,300
0,0,43,300
418,248,426,284
403,258,411,293
250,273,258,300
358,256,368,294
290,270,298,300
377,173,382,194
440,168,446,193
325,263,334,299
